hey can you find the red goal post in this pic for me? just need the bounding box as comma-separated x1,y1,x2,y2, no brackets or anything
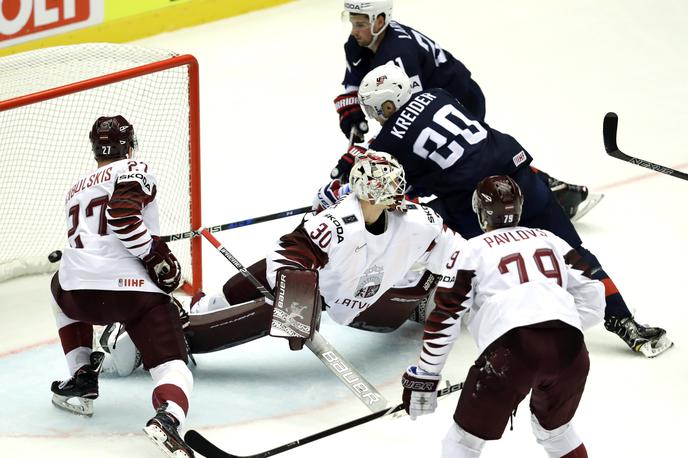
0,43,202,293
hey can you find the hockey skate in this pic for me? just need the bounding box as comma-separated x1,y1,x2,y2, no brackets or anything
548,176,604,221
51,351,104,416
605,316,674,358
144,402,195,458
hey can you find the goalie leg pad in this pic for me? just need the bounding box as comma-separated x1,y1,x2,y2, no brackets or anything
270,269,321,350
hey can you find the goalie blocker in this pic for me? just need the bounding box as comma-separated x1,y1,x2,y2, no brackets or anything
270,269,322,351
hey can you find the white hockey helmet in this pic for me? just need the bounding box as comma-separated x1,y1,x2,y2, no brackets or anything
343,1,393,35
350,150,406,206
358,63,412,123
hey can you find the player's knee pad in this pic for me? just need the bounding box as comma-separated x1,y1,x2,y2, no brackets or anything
531,414,582,458
441,423,485,458
574,246,606,279
270,268,321,350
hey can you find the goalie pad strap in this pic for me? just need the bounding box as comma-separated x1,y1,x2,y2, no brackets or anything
270,269,321,348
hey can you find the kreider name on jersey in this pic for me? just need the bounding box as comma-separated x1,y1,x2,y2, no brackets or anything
390,92,437,140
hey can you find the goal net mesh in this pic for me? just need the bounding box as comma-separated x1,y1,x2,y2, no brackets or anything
0,43,199,288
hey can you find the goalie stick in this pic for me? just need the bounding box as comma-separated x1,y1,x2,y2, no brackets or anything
603,112,688,181
185,381,464,458
199,228,388,413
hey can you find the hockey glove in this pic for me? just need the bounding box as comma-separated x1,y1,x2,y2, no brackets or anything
141,236,181,293
312,179,353,212
402,365,441,420
330,144,367,181
334,92,369,143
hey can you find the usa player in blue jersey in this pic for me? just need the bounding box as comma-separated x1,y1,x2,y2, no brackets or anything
345,63,671,357
333,0,593,220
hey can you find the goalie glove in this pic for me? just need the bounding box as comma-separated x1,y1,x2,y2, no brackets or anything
401,365,441,420
141,236,181,293
312,179,353,212
334,92,369,143
330,144,367,181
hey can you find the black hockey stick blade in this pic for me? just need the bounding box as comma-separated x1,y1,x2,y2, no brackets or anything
185,382,463,458
603,112,688,181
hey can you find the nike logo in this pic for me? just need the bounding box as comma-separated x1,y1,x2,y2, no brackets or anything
355,243,367,252
352,59,362,66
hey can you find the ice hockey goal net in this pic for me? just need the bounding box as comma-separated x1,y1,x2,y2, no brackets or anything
0,43,202,293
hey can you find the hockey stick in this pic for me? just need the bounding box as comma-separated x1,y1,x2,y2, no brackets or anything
185,381,464,458
47,206,312,263
199,228,387,413
160,206,312,242
603,112,688,181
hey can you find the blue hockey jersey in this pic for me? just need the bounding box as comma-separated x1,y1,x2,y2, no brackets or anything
343,21,486,120
369,88,533,202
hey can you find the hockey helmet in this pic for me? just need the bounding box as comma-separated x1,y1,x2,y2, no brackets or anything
89,115,137,160
358,63,412,123
350,150,406,206
343,0,393,35
472,175,524,231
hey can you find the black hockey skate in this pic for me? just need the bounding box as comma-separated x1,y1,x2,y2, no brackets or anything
144,402,194,458
51,351,104,416
547,176,600,221
605,316,673,358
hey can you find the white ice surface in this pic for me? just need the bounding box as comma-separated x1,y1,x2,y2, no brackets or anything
2,0,687,456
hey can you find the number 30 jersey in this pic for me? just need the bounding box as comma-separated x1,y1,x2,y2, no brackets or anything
265,193,465,326
58,158,165,293
369,88,533,201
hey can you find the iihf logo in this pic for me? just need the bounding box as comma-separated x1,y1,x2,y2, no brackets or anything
376,75,387,86
119,278,145,287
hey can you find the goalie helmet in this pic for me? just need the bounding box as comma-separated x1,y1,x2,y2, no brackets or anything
472,175,524,232
343,0,393,35
350,150,406,206
89,115,137,160
358,63,412,123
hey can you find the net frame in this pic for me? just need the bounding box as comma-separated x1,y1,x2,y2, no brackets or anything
0,44,202,293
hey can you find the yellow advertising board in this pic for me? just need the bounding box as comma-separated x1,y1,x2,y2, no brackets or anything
0,0,292,57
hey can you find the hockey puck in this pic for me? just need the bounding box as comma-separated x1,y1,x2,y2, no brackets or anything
48,250,62,263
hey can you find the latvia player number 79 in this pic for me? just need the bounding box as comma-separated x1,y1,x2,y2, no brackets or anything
498,249,563,286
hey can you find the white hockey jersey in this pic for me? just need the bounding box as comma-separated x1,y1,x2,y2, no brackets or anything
418,226,605,374
58,159,164,293
266,194,465,325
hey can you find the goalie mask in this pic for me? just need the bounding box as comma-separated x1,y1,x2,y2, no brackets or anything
343,0,393,42
358,63,412,123
350,150,406,206
89,115,137,161
472,175,524,232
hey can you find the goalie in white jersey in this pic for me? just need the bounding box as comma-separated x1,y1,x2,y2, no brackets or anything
401,175,605,458
178,151,465,353
49,116,194,458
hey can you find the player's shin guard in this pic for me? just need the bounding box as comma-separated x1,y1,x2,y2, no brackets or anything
441,423,485,458
531,415,583,458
